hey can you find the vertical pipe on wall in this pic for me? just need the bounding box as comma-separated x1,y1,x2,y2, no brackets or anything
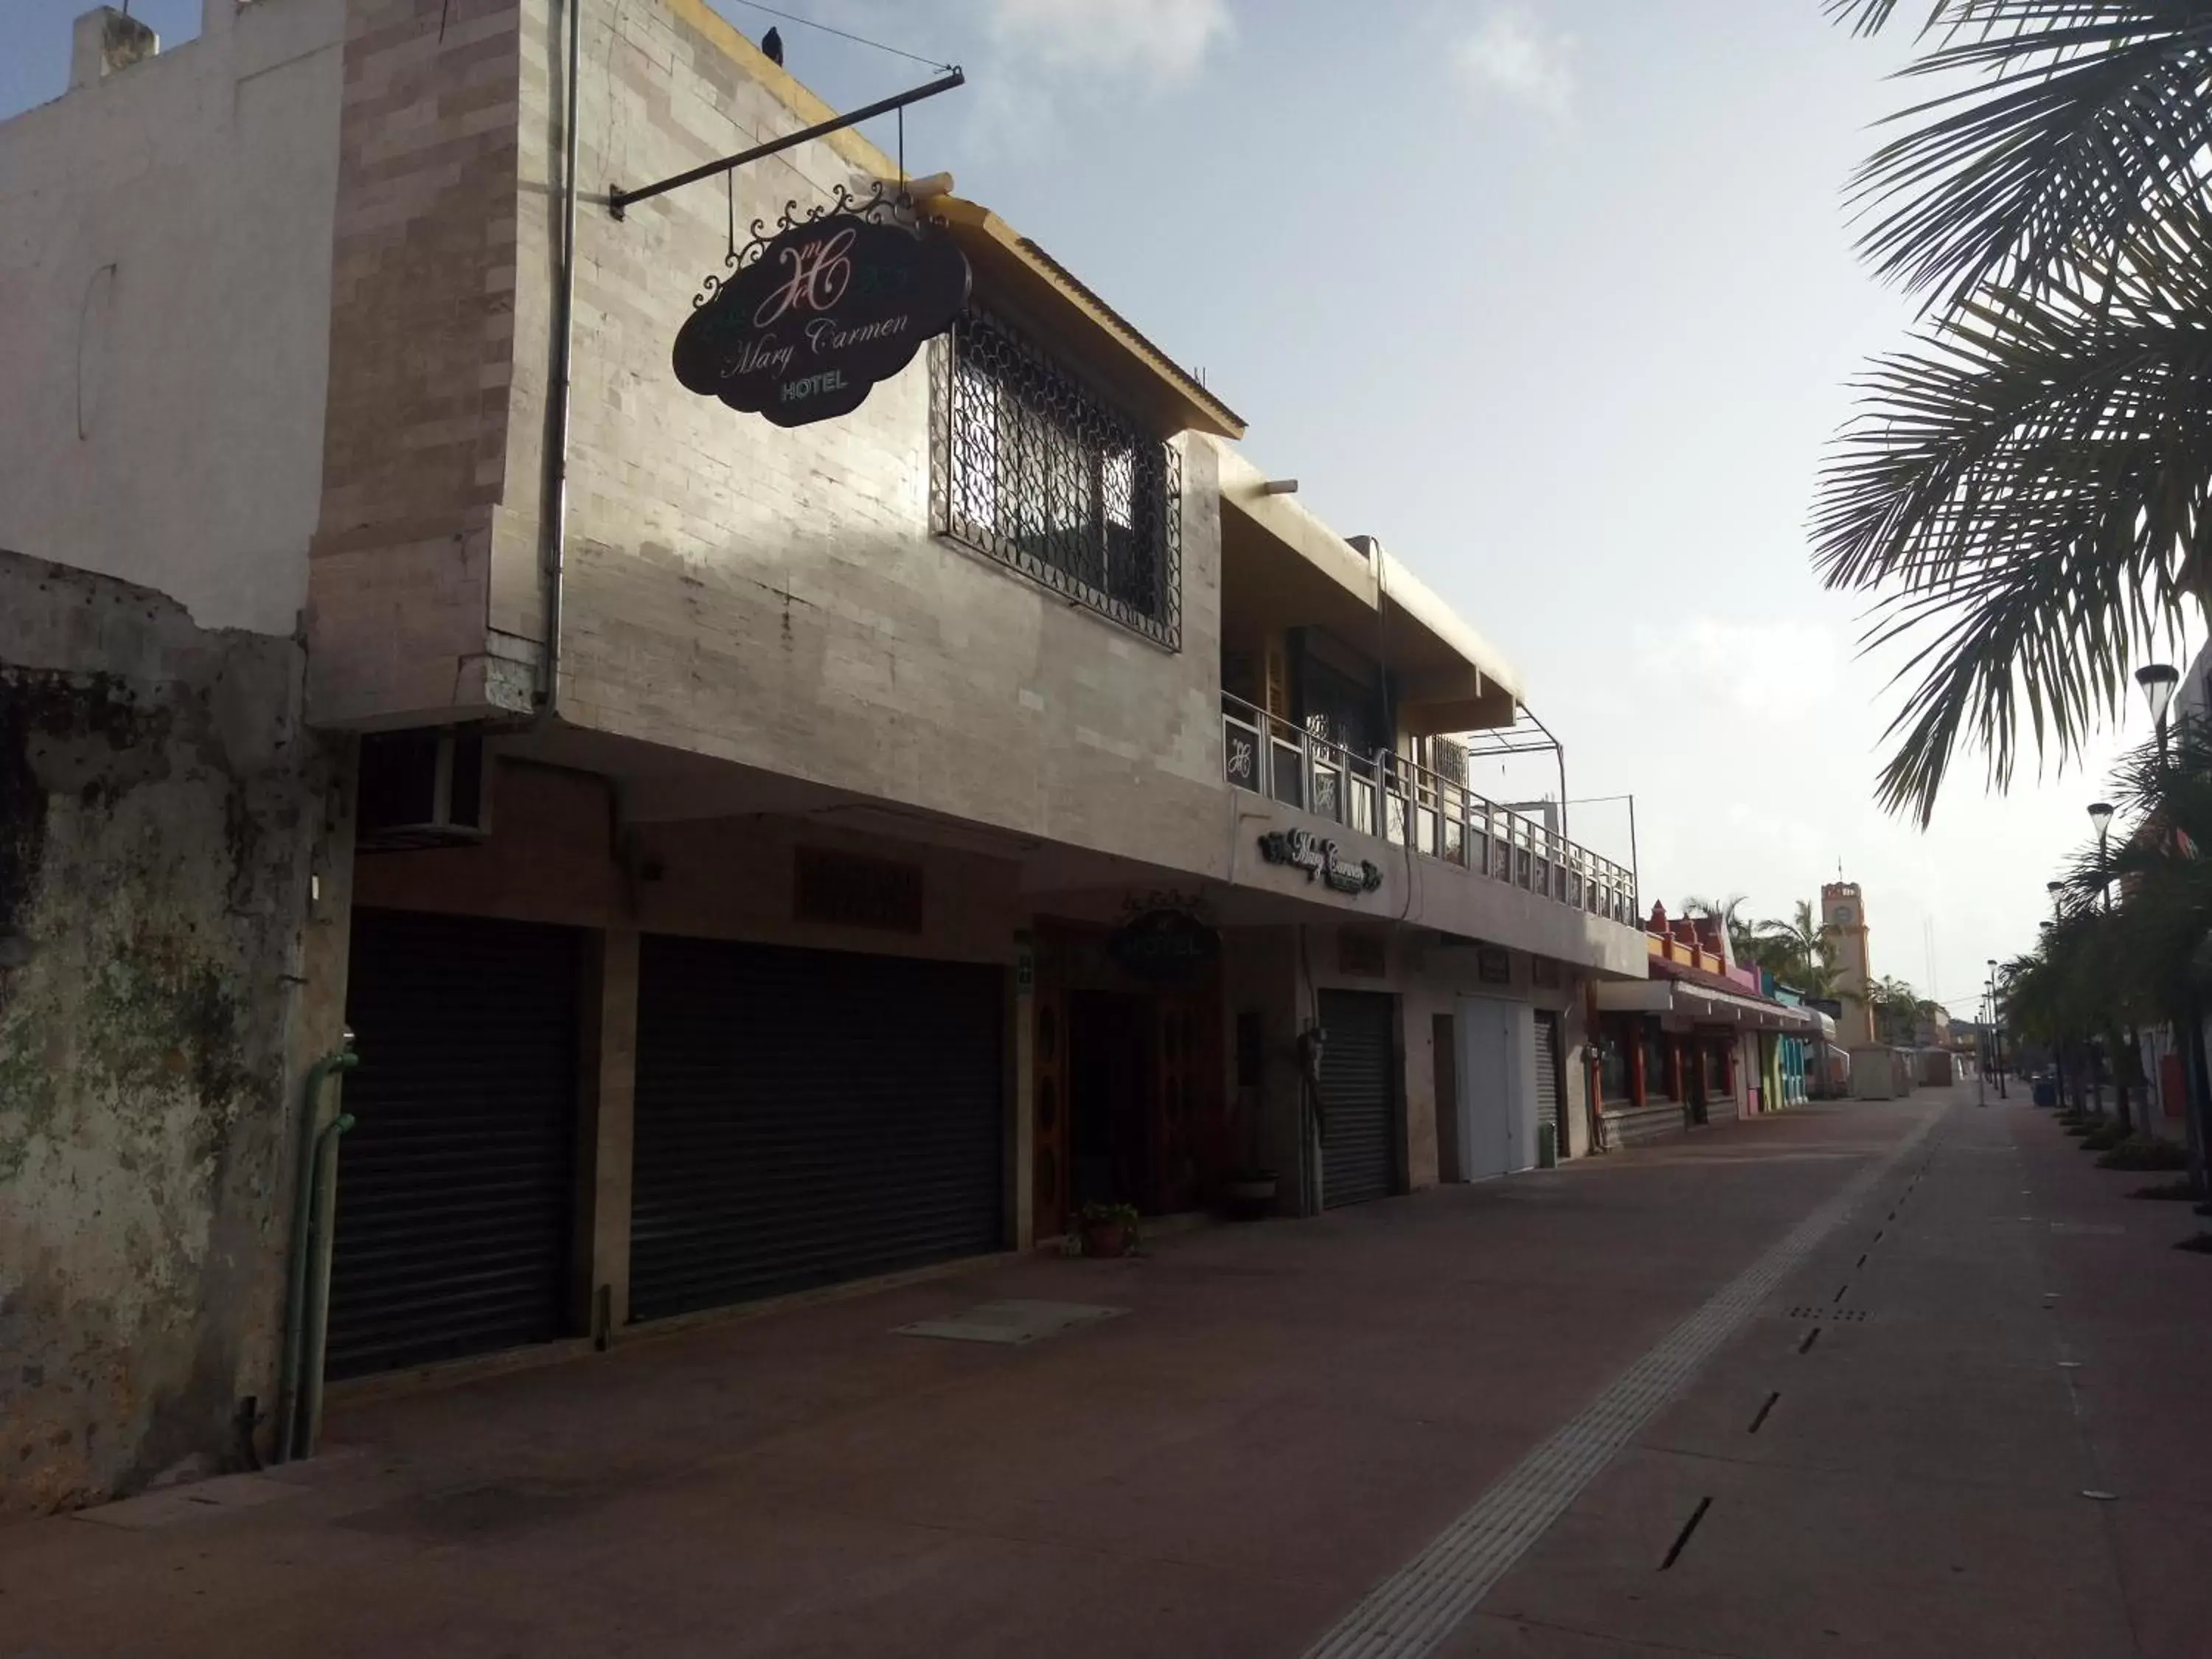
276,1045,355,1464
535,0,582,723
293,1110,359,1459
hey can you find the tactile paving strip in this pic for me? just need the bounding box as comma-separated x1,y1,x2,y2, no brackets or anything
1298,1109,1944,1659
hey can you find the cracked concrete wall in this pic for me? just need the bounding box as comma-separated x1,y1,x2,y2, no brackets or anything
0,550,350,1512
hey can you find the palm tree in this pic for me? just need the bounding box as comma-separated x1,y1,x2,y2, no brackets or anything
1754,900,1840,998
1868,975,1922,1046
1814,4,2212,823
2053,718,2212,1155
2005,931,2104,1112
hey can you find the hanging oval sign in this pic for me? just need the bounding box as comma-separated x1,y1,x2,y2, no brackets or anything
673,214,970,428
1108,908,1221,983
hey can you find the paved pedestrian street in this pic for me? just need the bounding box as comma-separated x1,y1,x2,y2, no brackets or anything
4,1090,2205,1658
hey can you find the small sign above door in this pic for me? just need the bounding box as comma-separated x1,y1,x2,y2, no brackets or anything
1107,908,1220,982
1257,828,1383,896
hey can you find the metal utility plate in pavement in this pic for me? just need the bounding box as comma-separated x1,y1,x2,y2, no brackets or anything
894,1300,1127,1346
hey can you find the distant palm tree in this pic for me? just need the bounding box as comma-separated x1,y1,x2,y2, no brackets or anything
1814,3,2212,822
2037,718,2212,1146
1868,975,1922,1046
1754,900,1840,998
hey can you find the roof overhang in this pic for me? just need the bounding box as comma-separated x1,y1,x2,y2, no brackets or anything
932,197,1245,440
1377,550,1526,728
1596,978,1823,1032
1214,446,1524,729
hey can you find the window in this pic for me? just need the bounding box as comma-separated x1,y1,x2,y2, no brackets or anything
932,307,1182,649
1644,1023,1672,1099
1704,1040,1729,1096
1338,928,1388,978
793,847,924,933
1599,1021,1633,1102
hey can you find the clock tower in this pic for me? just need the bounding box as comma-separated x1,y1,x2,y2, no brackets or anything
1822,881,1875,1046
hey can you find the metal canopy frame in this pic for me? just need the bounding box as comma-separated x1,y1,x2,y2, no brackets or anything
1442,703,1569,842
1453,705,1562,761
608,69,966,219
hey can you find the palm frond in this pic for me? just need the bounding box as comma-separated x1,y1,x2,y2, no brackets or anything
1824,0,1944,38
1812,209,2212,821
1828,2,2212,308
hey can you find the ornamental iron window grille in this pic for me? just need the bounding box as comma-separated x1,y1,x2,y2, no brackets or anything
931,307,1183,650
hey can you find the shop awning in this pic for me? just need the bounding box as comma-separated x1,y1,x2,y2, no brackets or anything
1595,975,1823,1034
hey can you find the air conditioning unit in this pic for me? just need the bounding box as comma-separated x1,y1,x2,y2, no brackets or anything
355,728,491,851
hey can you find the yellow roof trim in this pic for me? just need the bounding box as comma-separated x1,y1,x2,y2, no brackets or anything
933,197,1246,440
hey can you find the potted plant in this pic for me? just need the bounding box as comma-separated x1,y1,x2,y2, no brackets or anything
1077,1200,1141,1259
1226,1169,1278,1218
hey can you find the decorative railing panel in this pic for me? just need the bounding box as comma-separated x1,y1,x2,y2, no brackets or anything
1220,694,1639,926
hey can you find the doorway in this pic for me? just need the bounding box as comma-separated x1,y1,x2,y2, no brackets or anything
1456,995,1534,1180
1069,990,1157,1214
1316,989,1397,1207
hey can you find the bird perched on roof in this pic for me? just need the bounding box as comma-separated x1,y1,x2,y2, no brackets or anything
761,26,783,65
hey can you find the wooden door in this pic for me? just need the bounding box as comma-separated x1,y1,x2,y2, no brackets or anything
1151,989,1226,1214
1154,996,1198,1213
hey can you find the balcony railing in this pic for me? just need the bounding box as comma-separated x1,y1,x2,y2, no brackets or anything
1220,694,1639,926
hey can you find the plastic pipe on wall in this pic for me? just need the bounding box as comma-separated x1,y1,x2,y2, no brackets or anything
276,1044,355,1463
291,1109,358,1460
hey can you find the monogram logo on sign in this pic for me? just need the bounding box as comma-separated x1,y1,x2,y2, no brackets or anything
754,229,856,326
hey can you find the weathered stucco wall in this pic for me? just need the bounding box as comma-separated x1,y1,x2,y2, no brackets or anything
0,552,347,1512
0,0,343,636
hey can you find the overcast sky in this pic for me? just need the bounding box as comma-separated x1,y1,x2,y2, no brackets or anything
4,0,2179,1015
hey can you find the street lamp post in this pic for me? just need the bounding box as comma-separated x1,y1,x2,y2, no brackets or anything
2135,662,2206,1192
2045,879,2075,1110
2088,800,2135,1132
1982,982,2000,1110
1986,958,2006,1099
2138,663,2178,762
2089,800,2115,913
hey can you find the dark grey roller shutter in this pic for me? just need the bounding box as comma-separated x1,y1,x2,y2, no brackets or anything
1535,1012,1562,1135
327,909,580,1380
630,936,1004,1321
1318,989,1396,1208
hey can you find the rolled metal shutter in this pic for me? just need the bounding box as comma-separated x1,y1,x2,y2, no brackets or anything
630,936,1004,1321
1535,1012,1562,1137
1318,989,1396,1208
327,908,580,1380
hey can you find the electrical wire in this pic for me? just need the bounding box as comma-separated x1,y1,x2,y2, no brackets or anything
717,0,955,72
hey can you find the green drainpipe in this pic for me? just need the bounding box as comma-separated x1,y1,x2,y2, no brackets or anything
276,1043,355,1464
291,1108,358,1461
